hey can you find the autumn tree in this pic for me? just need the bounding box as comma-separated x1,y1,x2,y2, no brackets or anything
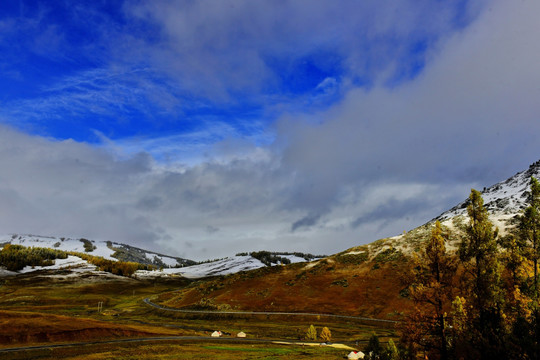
319,326,331,342
519,176,540,298
403,220,456,360
383,339,399,360
458,189,505,359
513,176,540,359
305,324,317,341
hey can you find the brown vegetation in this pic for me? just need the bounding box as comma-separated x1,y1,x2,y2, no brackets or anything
0,310,176,345
156,256,412,319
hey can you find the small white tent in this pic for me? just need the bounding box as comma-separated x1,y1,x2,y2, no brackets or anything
237,331,246,338
211,331,222,337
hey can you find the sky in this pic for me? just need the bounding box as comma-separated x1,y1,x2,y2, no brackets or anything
0,0,539,261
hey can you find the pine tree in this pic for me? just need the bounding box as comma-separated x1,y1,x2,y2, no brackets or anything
364,333,382,360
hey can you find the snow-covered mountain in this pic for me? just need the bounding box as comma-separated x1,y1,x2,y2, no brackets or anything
0,234,319,279
437,160,540,221
0,234,195,268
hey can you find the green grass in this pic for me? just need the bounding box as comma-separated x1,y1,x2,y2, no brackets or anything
203,345,293,354
1,341,348,360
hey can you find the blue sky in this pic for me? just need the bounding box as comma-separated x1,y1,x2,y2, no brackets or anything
1,0,539,260
0,0,472,148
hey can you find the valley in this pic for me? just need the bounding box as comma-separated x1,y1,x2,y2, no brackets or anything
0,271,395,359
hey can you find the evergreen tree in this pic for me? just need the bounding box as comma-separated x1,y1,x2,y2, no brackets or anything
364,333,383,360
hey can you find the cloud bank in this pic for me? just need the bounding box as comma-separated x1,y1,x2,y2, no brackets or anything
0,0,539,260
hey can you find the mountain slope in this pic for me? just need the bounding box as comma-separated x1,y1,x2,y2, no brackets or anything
437,160,540,220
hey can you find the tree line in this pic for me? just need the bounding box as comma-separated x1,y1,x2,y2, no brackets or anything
0,244,68,271
236,250,325,266
399,177,540,360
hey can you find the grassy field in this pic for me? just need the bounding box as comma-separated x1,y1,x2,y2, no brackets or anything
1,340,351,360
0,269,398,358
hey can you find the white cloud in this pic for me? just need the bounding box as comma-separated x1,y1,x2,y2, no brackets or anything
0,0,538,261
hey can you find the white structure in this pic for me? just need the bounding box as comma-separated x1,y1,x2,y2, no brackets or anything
211,331,222,337
348,351,365,359
237,331,246,338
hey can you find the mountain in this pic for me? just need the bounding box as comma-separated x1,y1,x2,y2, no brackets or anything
0,234,321,279
437,160,540,221
0,234,195,268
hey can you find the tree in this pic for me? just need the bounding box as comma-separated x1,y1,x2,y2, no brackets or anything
519,176,540,298
319,326,331,342
458,189,504,359
514,176,540,359
364,333,383,360
305,324,317,341
403,221,456,360
382,339,399,360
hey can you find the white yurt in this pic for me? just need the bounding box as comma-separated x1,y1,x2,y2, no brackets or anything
347,350,365,359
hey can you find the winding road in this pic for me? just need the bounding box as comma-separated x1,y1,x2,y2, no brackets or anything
143,298,400,324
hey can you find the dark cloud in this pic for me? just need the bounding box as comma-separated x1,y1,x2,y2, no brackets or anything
291,213,322,232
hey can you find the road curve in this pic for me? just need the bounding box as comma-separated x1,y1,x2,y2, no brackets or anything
143,298,400,324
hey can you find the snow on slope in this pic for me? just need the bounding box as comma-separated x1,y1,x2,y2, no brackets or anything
0,234,189,268
18,255,93,273
0,234,316,279
1,234,117,260
134,254,314,279
144,252,179,267
437,160,540,221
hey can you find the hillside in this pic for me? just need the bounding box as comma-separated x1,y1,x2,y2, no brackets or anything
0,234,195,268
155,248,412,318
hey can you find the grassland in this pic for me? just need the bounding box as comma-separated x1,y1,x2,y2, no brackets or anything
1,340,350,360
0,268,398,359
